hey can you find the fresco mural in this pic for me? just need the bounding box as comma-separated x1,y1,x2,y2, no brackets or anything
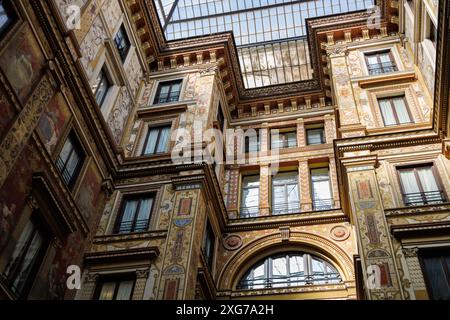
0,25,45,104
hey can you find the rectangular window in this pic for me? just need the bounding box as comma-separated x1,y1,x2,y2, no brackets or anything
2,218,49,297
306,127,325,145
153,80,182,104
378,96,412,126
427,15,437,47
0,0,16,37
311,168,333,211
240,175,260,218
91,68,111,108
244,132,260,153
95,276,135,300
397,165,446,206
217,104,225,132
203,221,215,269
142,125,171,155
420,250,450,300
114,195,154,234
271,128,297,149
114,24,131,62
272,172,300,215
365,50,397,75
56,133,85,188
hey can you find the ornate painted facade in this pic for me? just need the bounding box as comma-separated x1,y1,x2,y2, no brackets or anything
0,0,449,300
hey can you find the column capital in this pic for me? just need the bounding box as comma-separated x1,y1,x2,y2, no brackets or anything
402,247,419,258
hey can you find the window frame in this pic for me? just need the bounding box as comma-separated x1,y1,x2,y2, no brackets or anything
240,174,260,218
244,131,260,153
153,79,183,105
238,252,342,290
202,220,216,270
271,171,300,215
310,167,333,211
377,95,413,126
364,50,398,75
93,274,136,300
396,163,447,206
270,128,297,150
91,67,112,108
114,24,131,62
418,248,450,300
113,194,155,234
2,214,51,298
0,0,17,38
141,125,172,156
306,127,325,145
56,132,86,189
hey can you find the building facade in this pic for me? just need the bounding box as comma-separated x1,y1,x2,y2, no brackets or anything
0,0,449,300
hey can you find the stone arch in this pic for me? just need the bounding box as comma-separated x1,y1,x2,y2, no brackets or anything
217,231,355,290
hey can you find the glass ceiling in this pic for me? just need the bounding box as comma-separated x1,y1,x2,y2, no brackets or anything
154,0,375,88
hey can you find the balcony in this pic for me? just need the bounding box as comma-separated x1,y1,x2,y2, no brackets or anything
115,219,150,234
403,190,446,207
367,62,397,75
312,198,334,211
272,201,301,215
237,273,342,290
239,206,260,218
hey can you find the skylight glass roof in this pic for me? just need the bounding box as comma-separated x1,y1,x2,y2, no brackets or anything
154,0,375,88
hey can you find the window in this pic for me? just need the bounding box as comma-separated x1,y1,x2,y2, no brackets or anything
306,127,325,145
56,133,85,188
397,165,446,206
240,175,260,218
426,14,438,47
114,195,154,234
238,252,341,289
114,24,131,62
217,104,225,132
142,125,171,155
311,168,333,210
378,96,412,126
0,0,16,38
272,172,300,215
91,68,111,108
2,218,49,297
244,132,260,153
271,128,297,149
365,51,397,75
420,250,450,300
95,276,135,300
203,221,215,269
153,80,182,104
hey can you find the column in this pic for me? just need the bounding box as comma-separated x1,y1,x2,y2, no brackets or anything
226,166,240,219
328,51,365,138
259,165,270,216
328,157,340,208
297,118,306,147
132,269,151,300
344,160,405,299
402,247,429,300
324,114,336,143
157,182,206,300
299,160,312,211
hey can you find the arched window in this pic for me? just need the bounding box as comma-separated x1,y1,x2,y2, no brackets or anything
238,252,342,290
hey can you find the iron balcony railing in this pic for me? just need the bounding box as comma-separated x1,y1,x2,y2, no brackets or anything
367,62,397,75
237,272,342,290
403,190,446,207
239,206,260,218
154,91,181,104
312,198,334,211
115,219,150,234
272,201,301,215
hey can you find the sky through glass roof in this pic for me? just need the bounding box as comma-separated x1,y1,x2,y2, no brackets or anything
154,0,375,88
